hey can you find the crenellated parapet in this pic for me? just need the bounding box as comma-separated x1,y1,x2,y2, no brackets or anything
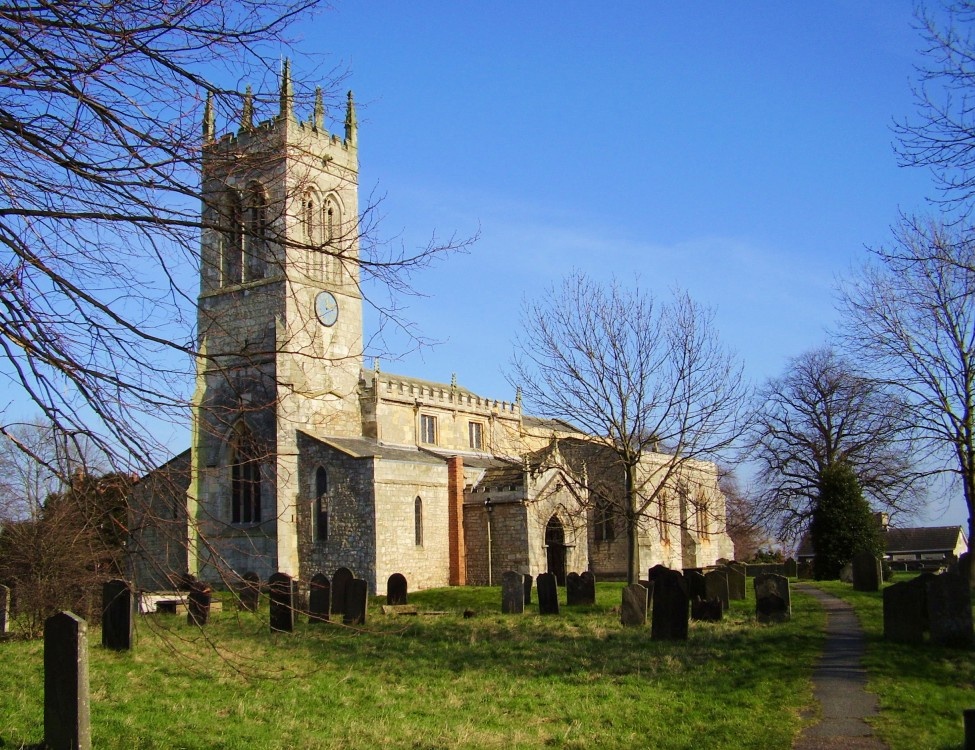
363,371,522,417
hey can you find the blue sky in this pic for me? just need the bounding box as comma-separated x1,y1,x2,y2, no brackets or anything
274,2,969,527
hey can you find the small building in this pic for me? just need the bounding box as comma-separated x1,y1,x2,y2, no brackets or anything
796,523,968,572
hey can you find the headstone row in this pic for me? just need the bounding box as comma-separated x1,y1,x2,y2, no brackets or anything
884,571,973,647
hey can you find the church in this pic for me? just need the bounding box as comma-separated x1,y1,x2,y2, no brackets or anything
129,66,734,595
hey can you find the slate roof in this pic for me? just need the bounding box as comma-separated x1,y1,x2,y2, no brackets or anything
797,525,967,558
297,432,446,464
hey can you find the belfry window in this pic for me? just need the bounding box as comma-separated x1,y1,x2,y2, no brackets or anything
230,423,261,524
315,466,328,541
221,190,243,286
244,183,268,281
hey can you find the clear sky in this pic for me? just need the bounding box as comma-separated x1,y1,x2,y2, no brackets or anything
276,2,966,526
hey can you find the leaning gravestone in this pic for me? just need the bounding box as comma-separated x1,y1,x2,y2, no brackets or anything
386,573,408,606
101,579,133,651
883,579,926,644
754,573,791,623
651,569,689,641
187,581,212,627
704,569,730,612
239,571,261,612
852,550,882,592
927,572,974,648
579,571,596,605
269,572,295,633
723,565,746,600
0,583,9,634
691,596,723,622
783,558,798,578
620,584,648,627
523,574,533,605
536,572,560,615
501,571,525,614
308,573,330,624
343,578,368,626
332,567,354,618
45,611,91,750
685,570,706,602
566,572,583,605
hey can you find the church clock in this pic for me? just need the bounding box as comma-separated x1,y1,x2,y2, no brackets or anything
315,290,339,327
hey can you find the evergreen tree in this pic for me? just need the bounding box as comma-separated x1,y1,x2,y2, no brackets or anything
810,462,883,580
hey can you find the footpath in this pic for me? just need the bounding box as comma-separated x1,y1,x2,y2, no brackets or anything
793,584,888,750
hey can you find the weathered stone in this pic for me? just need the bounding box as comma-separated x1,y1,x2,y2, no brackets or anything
0,583,9,634
579,571,596,605
565,572,583,605
754,573,791,623
101,579,133,651
268,572,295,633
386,573,408,606
620,584,648,627
343,578,368,626
44,611,91,750
723,565,746,600
883,579,926,644
691,596,723,622
704,569,730,611
783,557,798,578
308,573,330,623
536,572,559,615
523,574,533,605
238,571,261,612
501,570,525,614
839,563,854,584
187,581,212,627
927,572,974,648
651,568,689,641
852,550,882,592
331,567,354,617
684,570,706,602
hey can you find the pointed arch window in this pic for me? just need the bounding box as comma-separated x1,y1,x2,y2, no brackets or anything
414,496,423,547
594,496,616,542
230,423,262,524
245,183,268,281
221,190,243,286
315,466,328,542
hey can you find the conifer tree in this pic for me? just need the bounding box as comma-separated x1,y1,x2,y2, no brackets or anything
810,462,883,580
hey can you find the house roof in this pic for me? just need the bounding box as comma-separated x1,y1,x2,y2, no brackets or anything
297,432,446,464
797,525,967,557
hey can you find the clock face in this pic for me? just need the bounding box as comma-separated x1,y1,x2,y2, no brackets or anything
315,291,339,327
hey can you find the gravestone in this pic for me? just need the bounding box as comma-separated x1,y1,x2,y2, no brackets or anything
958,551,972,584
239,571,260,612
797,560,815,580
386,573,408,606
187,581,212,627
44,611,91,750
501,571,525,614
565,572,583,605
783,558,798,578
883,579,926,644
839,563,854,584
536,572,560,615
685,570,706,602
648,564,670,583
620,584,648,627
332,567,354,618
727,561,747,577
0,583,9,634
754,573,791,623
343,578,368,626
269,572,295,633
651,569,689,641
691,596,723,622
723,565,746,600
308,573,330,623
852,550,882,592
926,572,974,648
704,569,730,611
523,574,533,605
101,579,133,650
579,571,596,605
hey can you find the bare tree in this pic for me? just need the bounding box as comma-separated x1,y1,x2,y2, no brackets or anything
718,466,766,562
745,347,925,540
896,0,975,217
838,217,975,574
510,274,748,583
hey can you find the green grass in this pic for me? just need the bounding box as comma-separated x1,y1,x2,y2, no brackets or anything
810,578,975,750
0,584,825,749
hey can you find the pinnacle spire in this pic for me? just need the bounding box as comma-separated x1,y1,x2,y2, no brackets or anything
313,86,325,130
241,85,254,131
279,58,293,120
344,90,357,145
203,91,215,142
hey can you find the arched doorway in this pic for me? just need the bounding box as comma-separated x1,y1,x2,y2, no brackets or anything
545,515,567,585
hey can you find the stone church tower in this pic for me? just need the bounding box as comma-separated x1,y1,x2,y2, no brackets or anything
190,63,363,580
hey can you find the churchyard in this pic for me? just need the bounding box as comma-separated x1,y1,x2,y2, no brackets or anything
0,574,971,750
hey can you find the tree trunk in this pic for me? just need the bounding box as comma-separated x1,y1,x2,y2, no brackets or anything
625,462,641,585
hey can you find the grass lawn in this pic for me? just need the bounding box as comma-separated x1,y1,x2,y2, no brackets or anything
0,583,825,750
810,578,975,750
